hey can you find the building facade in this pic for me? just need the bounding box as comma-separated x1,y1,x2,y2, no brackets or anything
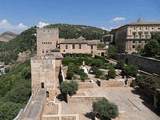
37,28,59,56
37,28,107,57
59,37,106,56
111,19,160,54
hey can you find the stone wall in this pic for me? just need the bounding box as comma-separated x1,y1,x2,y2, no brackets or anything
116,54,160,75
68,96,104,104
100,80,124,87
78,82,95,89
42,114,78,120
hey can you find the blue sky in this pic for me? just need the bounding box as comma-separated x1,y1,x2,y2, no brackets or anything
0,0,160,33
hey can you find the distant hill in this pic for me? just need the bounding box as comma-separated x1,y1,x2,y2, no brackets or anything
47,24,108,40
0,31,17,42
0,24,108,64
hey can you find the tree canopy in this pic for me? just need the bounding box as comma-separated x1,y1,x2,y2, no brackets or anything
60,81,78,96
93,98,119,120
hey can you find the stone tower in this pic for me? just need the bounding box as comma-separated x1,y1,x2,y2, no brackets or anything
31,27,63,99
37,28,59,56
31,53,62,98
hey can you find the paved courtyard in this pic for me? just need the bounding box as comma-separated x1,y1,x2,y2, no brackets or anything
60,87,160,120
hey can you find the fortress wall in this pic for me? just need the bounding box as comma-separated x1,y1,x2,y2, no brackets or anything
116,54,160,75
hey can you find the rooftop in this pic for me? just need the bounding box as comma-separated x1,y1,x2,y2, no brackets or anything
111,19,160,31
60,36,101,45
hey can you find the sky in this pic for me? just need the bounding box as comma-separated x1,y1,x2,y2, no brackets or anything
0,0,160,33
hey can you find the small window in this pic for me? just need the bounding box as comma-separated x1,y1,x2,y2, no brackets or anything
79,44,81,49
72,44,75,49
46,91,49,97
41,82,44,88
132,45,135,48
65,45,68,49
133,41,135,43
91,45,93,49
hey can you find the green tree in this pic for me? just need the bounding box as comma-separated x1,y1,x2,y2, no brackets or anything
124,64,138,77
108,68,116,79
108,45,117,58
0,102,21,120
115,61,124,69
95,69,103,78
93,98,119,120
143,39,160,57
60,81,78,96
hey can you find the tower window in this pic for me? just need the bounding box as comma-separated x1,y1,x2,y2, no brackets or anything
132,45,135,48
46,91,49,97
72,44,75,49
91,45,93,49
79,44,81,49
65,45,68,49
41,82,44,88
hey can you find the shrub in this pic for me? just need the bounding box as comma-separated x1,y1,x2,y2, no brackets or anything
124,64,138,77
108,68,116,79
115,61,124,69
93,98,119,120
80,72,88,81
108,45,117,58
66,70,74,80
95,69,103,78
60,81,78,96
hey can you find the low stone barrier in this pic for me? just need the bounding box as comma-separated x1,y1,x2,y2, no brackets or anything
78,82,96,89
100,80,124,87
68,96,104,104
42,114,78,120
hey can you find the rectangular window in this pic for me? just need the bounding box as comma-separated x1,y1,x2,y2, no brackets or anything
132,45,135,48
79,44,81,49
65,45,68,49
133,32,136,39
72,44,75,49
91,45,93,49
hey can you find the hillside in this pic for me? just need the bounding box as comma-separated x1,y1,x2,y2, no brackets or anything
0,24,108,64
0,31,17,42
0,61,31,120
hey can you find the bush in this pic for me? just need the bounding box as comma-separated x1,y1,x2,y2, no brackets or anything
93,98,118,120
124,64,138,77
95,69,103,78
108,68,116,79
0,102,22,120
143,39,160,57
66,70,74,80
80,72,88,81
115,61,124,69
60,81,78,96
108,45,117,58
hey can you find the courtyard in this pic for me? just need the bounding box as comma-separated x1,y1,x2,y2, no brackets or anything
58,87,160,120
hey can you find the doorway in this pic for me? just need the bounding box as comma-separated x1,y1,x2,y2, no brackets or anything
41,82,44,88
46,91,49,97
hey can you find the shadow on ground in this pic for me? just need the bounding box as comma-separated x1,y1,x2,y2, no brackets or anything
131,88,160,117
